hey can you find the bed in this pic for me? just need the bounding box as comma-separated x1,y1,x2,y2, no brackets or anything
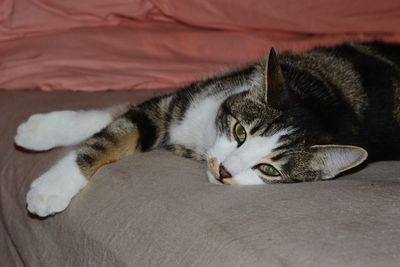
2,1,400,266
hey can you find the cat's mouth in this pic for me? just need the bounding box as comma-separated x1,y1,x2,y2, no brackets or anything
207,157,238,185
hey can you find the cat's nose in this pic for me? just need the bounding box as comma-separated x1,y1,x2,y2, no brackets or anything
219,164,232,179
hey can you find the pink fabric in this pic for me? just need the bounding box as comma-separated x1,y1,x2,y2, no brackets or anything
0,0,400,91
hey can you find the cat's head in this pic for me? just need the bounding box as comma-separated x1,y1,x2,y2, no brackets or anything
206,48,368,185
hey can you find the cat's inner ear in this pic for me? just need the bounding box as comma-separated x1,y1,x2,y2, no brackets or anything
309,145,368,180
264,48,288,110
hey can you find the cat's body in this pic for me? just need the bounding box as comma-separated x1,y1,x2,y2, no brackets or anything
15,42,400,217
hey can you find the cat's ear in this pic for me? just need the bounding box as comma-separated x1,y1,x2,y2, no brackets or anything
264,48,288,110
309,145,368,180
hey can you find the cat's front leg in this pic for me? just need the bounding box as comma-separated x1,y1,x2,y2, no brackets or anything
15,106,128,151
26,152,87,217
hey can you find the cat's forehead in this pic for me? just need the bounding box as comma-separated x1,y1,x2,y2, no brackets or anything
225,92,281,123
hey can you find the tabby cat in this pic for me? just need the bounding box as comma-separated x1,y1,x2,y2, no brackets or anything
15,42,400,217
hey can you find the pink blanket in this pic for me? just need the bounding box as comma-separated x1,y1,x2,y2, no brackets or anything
1,0,400,91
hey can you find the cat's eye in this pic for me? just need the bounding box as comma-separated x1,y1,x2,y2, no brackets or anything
258,164,280,177
233,122,247,145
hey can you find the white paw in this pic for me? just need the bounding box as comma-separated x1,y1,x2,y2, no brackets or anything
26,152,88,217
15,113,59,151
15,110,112,151
26,181,72,217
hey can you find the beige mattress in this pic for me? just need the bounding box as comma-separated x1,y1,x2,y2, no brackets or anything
2,90,400,266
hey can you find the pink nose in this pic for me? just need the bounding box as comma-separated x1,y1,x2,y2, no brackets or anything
219,165,232,179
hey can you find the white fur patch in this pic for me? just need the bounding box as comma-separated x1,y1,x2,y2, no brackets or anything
206,135,237,164
15,110,112,151
169,85,248,154
233,169,264,185
207,129,291,185
169,98,220,153
26,152,88,217
223,133,286,176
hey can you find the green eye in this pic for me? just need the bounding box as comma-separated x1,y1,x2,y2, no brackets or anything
258,164,280,177
233,122,247,145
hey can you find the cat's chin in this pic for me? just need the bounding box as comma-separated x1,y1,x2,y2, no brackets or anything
206,170,223,185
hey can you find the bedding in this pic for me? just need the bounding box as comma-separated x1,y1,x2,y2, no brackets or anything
2,90,400,266
0,0,400,92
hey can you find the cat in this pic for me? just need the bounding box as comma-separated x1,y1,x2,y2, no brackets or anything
15,42,400,217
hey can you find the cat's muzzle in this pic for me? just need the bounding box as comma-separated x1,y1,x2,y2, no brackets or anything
207,157,237,185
